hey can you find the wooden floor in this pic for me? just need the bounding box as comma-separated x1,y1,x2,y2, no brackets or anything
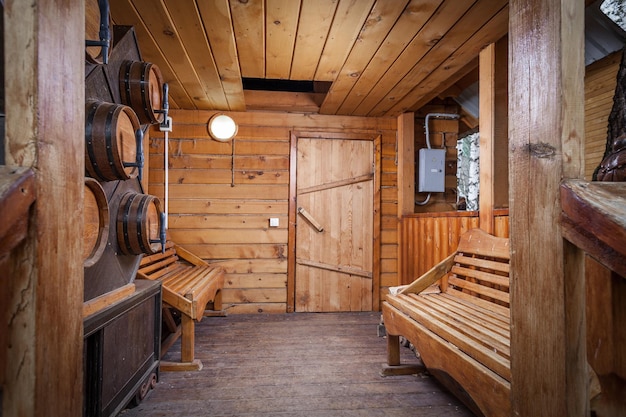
120,312,474,417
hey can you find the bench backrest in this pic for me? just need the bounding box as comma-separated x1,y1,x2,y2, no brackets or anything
137,241,182,280
441,229,510,315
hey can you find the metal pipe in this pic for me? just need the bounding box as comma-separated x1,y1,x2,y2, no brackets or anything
415,193,431,206
424,112,460,149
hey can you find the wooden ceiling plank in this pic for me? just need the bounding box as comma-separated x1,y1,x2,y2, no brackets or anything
368,0,508,116
133,0,225,109
351,0,478,117
320,0,412,114
334,0,444,115
162,0,233,111
408,56,478,114
110,0,193,109
229,0,265,79
117,0,218,110
314,0,375,82
195,0,245,111
265,0,301,80
389,5,509,116
290,0,339,81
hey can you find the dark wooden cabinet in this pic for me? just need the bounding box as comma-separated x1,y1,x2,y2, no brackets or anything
83,279,161,417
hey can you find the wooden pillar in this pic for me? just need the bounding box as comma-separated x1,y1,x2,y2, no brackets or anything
479,43,495,234
396,112,415,285
397,112,415,217
3,1,84,416
494,37,509,210
509,0,586,416
397,113,414,286
480,38,508,233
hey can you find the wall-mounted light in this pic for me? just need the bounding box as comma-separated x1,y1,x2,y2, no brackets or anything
208,114,238,142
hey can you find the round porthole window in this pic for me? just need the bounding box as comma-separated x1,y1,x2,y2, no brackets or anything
208,114,238,142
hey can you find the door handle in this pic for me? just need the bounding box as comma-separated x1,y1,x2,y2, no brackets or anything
297,207,324,232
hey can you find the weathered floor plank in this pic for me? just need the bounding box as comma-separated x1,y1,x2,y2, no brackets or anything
120,312,474,417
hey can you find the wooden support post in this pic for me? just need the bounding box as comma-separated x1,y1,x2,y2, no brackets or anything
509,0,586,416
479,43,496,234
494,37,509,210
3,1,84,416
397,112,414,287
397,113,415,217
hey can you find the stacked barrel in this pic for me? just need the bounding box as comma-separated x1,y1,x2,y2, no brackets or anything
83,5,166,415
84,2,167,301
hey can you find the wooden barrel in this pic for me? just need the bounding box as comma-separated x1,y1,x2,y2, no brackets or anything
116,192,164,255
119,60,164,125
85,0,112,64
85,100,141,182
83,178,109,267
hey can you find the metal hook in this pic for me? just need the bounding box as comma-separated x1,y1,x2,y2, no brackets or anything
157,83,170,129
85,0,111,64
149,212,167,253
123,127,145,181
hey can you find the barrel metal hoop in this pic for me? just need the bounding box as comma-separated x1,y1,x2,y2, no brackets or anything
104,106,125,180
121,193,136,254
122,61,133,105
85,103,108,180
135,194,150,253
139,64,152,123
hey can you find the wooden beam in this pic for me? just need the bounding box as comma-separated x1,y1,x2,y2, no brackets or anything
397,112,414,288
479,43,495,234
0,167,35,257
494,36,509,209
509,0,586,416
561,180,626,277
4,1,84,416
397,113,415,217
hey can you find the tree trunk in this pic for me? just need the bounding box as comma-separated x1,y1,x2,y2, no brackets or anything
595,47,626,181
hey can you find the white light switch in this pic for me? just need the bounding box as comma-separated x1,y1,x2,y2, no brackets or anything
269,218,279,227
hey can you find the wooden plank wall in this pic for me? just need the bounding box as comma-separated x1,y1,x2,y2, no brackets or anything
584,50,621,179
149,110,397,313
397,210,509,287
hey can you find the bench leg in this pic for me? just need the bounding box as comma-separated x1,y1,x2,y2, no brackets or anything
213,290,222,311
203,290,227,317
181,314,195,363
160,314,203,372
387,334,401,366
380,333,425,377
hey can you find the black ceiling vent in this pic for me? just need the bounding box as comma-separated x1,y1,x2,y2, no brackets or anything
242,78,331,93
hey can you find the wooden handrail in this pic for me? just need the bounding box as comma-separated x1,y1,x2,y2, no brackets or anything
0,166,36,260
560,179,626,277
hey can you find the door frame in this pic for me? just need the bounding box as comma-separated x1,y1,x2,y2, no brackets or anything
287,130,381,312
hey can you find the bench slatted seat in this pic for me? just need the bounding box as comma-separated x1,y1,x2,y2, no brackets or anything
138,241,225,371
382,228,510,417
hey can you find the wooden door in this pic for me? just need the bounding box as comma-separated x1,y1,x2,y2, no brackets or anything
294,134,375,312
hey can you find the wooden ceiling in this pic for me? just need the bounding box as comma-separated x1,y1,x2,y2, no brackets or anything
109,0,509,117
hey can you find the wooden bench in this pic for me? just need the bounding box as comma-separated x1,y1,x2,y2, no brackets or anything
382,228,510,417
137,241,225,371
